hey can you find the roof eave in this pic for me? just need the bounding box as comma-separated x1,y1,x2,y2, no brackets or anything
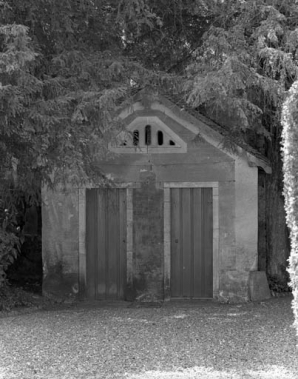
246,153,272,174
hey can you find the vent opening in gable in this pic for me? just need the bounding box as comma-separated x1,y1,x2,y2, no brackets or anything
109,116,187,153
133,130,139,146
157,131,163,146
145,125,151,146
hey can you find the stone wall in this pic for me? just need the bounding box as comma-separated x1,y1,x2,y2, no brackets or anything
217,160,259,302
132,169,164,300
42,187,79,301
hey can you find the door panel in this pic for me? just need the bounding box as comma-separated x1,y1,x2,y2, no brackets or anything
86,188,127,299
170,189,181,297
86,189,97,299
202,188,213,296
182,188,191,297
193,188,203,298
171,187,213,298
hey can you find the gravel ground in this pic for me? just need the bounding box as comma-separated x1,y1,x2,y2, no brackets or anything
0,296,297,379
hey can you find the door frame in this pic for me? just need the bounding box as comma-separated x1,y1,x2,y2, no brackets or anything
78,183,138,297
163,182,219,300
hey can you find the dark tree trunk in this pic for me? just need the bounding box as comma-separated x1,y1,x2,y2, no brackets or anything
258,171,267,272
265,138,290,289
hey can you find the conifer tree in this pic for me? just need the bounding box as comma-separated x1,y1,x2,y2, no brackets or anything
184,0,298,287
0,0,178,282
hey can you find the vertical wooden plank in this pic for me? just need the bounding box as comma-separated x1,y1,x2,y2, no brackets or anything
78,189,86,297
193,188,202,298
170,188,181,297
107,189,119,299
190,188,195,298
96,189,106,299
182,188,191,297
86,187,129,300
207,188,214,297
212,186,219,297
168,183,215,299
178,189,183,296
190,189,194,298
126,188,133,290
119,189,127,298
86,189,97,299
202,188,213,297
200,189,206,297
163,187,171,300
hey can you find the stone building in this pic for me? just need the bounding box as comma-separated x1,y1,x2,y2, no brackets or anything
42,93,271,302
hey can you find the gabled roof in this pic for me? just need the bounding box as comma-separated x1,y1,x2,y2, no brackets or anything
119,91,271,174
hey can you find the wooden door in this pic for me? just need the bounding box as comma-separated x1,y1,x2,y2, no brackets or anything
171,188,213,298
86,188,127,299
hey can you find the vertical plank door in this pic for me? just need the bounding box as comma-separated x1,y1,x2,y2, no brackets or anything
86,188,127,299
170,187,213,298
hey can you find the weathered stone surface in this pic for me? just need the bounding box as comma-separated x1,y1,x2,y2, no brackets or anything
219,270,250,302
43,268,78,302
235,161,258,273
132,169,164,300
249,271,271,301
42,187,79,301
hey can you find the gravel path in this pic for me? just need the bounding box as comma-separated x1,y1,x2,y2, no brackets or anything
0,296,297,379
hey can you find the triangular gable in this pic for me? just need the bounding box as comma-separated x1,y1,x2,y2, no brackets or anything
109,116,187,153
111,92,271,173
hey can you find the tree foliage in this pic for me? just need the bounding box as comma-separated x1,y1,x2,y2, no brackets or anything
281,80,298,334
1,0,298,287
1,2,141,192
0,0,183,282
183,0,298,286
0,0,221,198
0,1,128,279
119,0,214,72
0,1,187,192
185,0,298,143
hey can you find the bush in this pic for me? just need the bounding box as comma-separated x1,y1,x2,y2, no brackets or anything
0,203,23,286
0,285,33,311
267,274,292,293
0,228,21,285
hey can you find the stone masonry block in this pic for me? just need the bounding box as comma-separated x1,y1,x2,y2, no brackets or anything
249,271,271,301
